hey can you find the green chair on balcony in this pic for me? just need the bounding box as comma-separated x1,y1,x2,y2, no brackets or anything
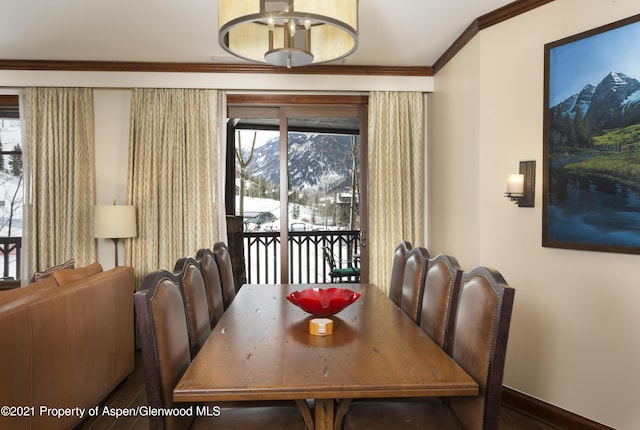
323,246,360,283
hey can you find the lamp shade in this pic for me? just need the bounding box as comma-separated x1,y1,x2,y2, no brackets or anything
219,0,359,67
94,205,137,239
506,174,525,194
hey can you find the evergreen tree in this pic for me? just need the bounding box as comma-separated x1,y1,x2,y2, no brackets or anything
573,108,592,148
9,144,22,176
0,139,4,173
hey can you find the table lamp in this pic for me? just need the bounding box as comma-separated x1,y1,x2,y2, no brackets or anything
94,204,137,266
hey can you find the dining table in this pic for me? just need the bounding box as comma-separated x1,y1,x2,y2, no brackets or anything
173,283,478,430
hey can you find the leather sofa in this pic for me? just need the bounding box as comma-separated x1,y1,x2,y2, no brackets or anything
0,263,135,430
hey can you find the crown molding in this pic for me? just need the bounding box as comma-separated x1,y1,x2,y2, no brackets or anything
0,0,552,77
433,0,555,73
0,59,431,77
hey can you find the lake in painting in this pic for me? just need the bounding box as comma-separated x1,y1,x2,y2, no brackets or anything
547,154,640,248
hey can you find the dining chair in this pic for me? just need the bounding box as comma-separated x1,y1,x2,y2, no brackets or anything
135,271,308,430
194,248,225,328
323,246,360,282
399,246,429,323
213,242,236,309
172,257,212,358
341,266,515,430
419,253,463,354
388,240,413,306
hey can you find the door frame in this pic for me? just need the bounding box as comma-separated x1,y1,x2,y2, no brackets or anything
227,94,369,283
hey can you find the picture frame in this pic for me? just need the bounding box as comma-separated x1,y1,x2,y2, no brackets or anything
543,13,640,254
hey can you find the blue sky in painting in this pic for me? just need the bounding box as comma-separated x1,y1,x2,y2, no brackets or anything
549,19,640,107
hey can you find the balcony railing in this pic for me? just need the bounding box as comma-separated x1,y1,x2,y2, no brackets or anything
0,236,21,281
243,230,360,284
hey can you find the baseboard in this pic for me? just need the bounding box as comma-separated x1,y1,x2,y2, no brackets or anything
501,386,615,430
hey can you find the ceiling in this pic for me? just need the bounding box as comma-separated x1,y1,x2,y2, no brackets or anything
0,0,517,68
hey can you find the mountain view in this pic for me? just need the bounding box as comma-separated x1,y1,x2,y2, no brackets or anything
236,131,361,233
243,132,359,194
547,71,640,248
550,71,640,150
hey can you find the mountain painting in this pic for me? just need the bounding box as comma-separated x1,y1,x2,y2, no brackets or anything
543,14,640,254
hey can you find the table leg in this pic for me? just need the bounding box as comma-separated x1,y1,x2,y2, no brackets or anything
294,399,315,430
333,398,352,430
314,399,334,430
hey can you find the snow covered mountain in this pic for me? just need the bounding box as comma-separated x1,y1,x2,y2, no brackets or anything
243,132,359,194
551,71,640,132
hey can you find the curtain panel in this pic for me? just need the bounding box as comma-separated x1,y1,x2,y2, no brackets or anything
127,88,219,287
368,91,424,292
25,87,96,275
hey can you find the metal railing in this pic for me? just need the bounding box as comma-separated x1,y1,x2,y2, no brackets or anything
0,236,21,280
243,230,360,284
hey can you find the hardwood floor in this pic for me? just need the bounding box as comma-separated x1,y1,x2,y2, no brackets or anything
75,351,561,430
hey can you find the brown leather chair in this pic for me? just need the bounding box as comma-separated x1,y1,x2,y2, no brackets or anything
388,240,412,306
419,254,463,354
342,266,515,430
135,271,307,430
213,242,236,309
195,248,225,327
399,246,429,323
173,257,212,358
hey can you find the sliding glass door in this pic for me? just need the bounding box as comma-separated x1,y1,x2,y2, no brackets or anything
227,99,367,284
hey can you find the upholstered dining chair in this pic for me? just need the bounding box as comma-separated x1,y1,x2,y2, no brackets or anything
213,242,236,309
388,240,413,306
172,257,212,358
194,248,225,328
135,271,308,430
419,254,463,354
399,246,429,323
341,266,515,430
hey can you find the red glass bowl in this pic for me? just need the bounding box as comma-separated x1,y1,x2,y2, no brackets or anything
286,287,361,317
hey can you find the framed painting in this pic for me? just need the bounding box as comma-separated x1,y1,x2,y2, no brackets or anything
543,13,640,254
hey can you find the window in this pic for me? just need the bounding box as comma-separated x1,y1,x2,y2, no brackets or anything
0,94,23,281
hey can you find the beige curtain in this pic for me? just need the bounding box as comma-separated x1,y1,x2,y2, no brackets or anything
25,87,96,274
368,91,424,292
127,88,219,287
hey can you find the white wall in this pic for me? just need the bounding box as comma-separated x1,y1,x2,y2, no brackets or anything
93,89,131,268
430,0,640,428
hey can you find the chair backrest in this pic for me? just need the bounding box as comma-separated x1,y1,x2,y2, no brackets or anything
399,246,429,323
449,266,515,430
419,253,463,354
213,242,236,309
135,270,194,430
173,257,212,358
322,246,336,270
195,248,225,327
388,240,412,306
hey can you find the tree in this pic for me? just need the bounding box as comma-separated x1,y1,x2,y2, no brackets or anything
6,174,22,236
9,144,22,176
0,138,4,173
349,135,360,231
235,130,257,218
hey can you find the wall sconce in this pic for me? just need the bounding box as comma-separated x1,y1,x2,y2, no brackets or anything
504,160,535,207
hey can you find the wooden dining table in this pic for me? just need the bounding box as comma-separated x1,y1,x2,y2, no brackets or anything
173,283,478,430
